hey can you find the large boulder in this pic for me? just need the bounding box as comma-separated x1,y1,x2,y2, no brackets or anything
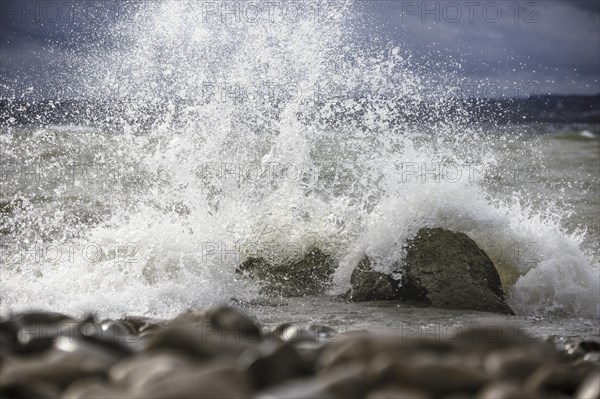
236,247,337,297
347,228,513,314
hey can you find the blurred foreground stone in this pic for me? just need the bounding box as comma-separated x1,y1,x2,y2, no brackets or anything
0,307,598,399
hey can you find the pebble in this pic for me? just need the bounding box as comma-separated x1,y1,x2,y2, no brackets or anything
61,379,122,399
0,307,597,399
577,373,600,399
367,386,431,399
256,378,335,399
238,341,311,388
525,364,585,396
477,382,540,399
1,336,120,392
109,352,194,392
374,359,489,396
206,306,261,342
483,348,545,381
257,363,368,399
144,324,253,361
279,325,318,343
133,366,251,399
318,335,414,373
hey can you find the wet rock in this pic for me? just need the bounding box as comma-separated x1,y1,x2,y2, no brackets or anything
236,247,337,297
375,360,489,396
477,382,540,399
525,364,584,396
450,324,541,352
62,378,122,399
167,310,209,327
256,379,335,399
238,342,311,388
119,315,165,333
562,340,588,361
78,318,138,355
101,319,137,337
401,228,514,314
206,306,261,342
257,363,368,399
577,373,600,399
294,341,324,373
583,352,600,363
0,307,597,399
344,228,513,314
110,352,194,392
564,340,600,363
308,325,337,342
0,336,121,392
344,257,400,301
568,359,600,386
144,325,253,361
318,335,414,373
13,311,73,326
0,381,59,399
483,347,549,381
318,363,370,399
578,341,600,353
279,325,318,344
0,318,19,357
272,322,294,340
367,386,431,399
134,366,251,399
10,311,75,355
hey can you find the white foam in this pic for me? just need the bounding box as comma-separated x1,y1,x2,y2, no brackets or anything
1,1,598,320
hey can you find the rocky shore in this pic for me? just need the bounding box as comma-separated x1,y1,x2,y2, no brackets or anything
239,228,514,315
1,306,598,399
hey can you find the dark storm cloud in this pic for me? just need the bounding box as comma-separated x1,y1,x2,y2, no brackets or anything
569,0,600,14
1,0,599,98
361,0,600,95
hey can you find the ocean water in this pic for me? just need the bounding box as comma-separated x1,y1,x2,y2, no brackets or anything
0,1,598,339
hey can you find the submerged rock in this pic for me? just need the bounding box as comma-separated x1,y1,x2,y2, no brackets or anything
236,247,337,297
347,228,513,314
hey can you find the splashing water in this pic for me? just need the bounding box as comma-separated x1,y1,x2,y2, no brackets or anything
1,1,598,320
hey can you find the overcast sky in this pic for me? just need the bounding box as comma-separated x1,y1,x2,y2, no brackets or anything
1,0,599,99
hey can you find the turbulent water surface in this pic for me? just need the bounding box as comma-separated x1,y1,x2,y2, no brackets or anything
0,1,598,339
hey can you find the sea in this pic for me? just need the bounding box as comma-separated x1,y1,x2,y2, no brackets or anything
0,0,598,341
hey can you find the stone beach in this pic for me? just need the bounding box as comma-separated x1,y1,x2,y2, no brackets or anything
1,306,598,399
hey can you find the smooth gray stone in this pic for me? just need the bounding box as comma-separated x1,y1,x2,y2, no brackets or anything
367,386,431,399
207,306,261,342
477,382,541,399
525,364,585,396
257,363,368,399
61,378,123,399
484,348,546,381
144,325,254,361
0,336,120,391
131,366,251,399
577,373,600,399
110,352,195,392
238,341,310,388
375,361,489,396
